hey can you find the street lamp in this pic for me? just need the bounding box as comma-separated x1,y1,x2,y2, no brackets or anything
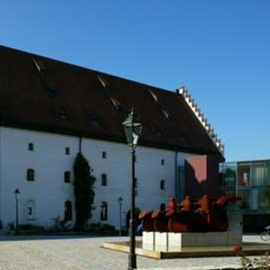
118,196,123,236
122,108,142,270
14,188,20,234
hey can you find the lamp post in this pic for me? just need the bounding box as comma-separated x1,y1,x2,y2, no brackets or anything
122,108,142,270
14,188,20,234
118,196,123,236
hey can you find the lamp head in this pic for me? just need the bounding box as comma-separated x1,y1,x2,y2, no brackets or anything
118,196,123,204
122,108,142,148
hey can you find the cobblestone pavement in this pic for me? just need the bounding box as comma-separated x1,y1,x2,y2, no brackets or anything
0,235,268,270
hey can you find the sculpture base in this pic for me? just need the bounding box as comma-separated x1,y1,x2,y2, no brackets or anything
103,238,270,260
143,231,242,247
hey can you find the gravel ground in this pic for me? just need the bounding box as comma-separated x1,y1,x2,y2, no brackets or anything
0,235,268,270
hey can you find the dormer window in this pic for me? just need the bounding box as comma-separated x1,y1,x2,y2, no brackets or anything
148,89,158,102
110,97,122,110
32,58,46,73
162,109,173,121
97,75,109,88
89,113,102,128
151,126,163,138
177,133,186,145
58,108,68,121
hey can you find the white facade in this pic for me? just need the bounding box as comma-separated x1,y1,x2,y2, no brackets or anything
0,126,193,229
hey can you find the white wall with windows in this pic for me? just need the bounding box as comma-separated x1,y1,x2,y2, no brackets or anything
0,126,193,230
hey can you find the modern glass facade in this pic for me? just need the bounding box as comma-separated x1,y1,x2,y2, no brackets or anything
221,159,270,231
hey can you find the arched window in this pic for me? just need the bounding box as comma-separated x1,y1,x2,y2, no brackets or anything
100,201,108,221
26,200,35,220
160,203,166,211
64,200,73,221
160,180,165,190
27,169,35,181
101,174,107,186
64,171,71,183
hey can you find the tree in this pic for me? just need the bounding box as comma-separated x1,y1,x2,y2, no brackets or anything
73,152,96,229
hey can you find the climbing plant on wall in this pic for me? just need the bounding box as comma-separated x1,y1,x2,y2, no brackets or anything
73,152,96,229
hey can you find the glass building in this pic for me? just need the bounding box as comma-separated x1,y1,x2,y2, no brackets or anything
221,159,270,232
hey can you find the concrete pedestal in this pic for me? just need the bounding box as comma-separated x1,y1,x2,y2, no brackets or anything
143,231,242,247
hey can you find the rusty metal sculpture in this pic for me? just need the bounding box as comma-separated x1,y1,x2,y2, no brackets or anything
151,197,176,232
139,195,240,233
138,210,154,231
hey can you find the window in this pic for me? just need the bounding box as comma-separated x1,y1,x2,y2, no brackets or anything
89,113,102,129
177,133,186,145
148,89,158,102
32,57,46,73
65,147,70,155
151,125,163,138
160,203,166,211
160,180,165,190
58,109,68,121
64,171,71,183
162,109,173,121
100,201,108,221
161,159,165,166
102,151,107,159
64,200,73,221
26,200,35,220
28,143,34,151
237,162,250,186
101,174,107,186
97,75,109,88
27,169,35,181
110,97,122,110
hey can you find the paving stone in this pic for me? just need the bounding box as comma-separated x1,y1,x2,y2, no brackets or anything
0,235,267,270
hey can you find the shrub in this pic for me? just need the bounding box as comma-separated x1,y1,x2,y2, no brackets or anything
87,222,115,232
18,224,44,231
233,245,270,269
74,153,96,229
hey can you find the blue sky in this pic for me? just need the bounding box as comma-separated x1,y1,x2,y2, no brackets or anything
0,1,269,161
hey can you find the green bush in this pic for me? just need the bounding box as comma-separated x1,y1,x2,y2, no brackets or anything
88,222,115,232
74,153,96,229
18,224,44,231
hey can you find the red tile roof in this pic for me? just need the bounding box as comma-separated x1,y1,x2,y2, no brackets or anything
0,45,223,160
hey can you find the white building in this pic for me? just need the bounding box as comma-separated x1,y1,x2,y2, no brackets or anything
0,45,224,230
